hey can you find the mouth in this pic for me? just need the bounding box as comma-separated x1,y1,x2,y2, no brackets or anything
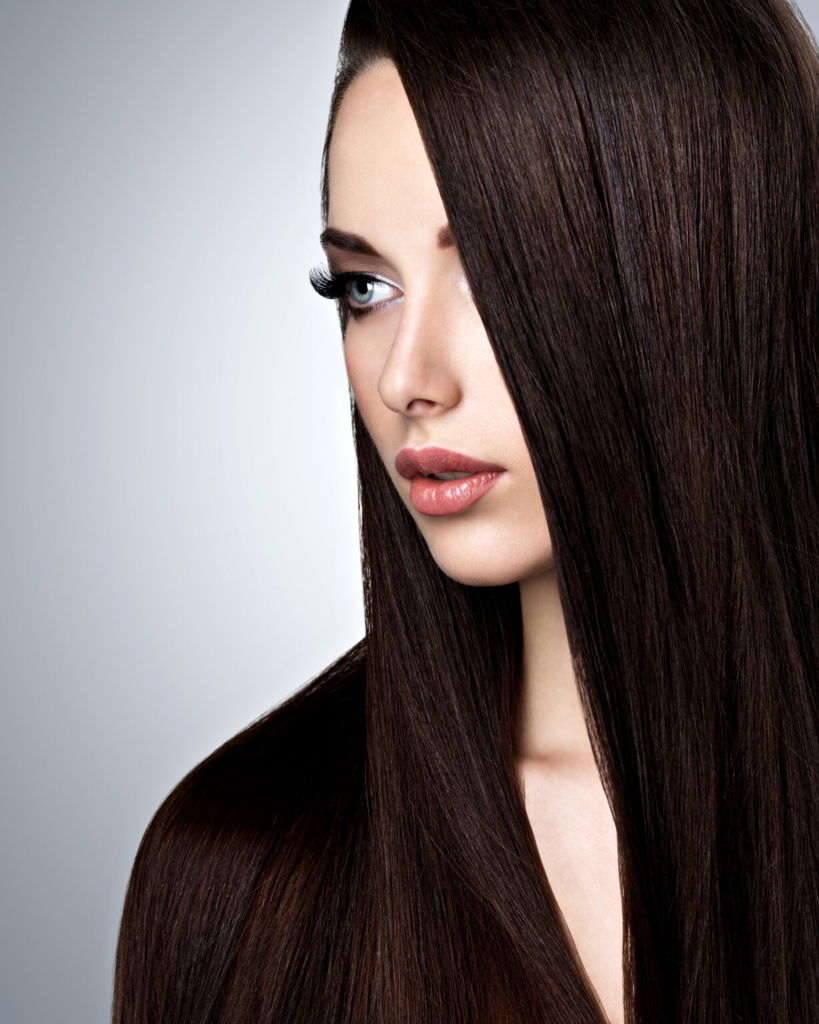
394,446,505,517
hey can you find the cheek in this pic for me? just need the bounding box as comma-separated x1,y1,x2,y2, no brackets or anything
344,337,394,455
343,337,369,405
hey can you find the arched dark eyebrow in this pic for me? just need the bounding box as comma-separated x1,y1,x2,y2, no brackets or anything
320,228,381,257
320,224,455,255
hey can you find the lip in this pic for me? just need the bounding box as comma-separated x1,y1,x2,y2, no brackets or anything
395,446,505,517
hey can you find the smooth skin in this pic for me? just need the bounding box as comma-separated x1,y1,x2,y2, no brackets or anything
326,59,624,1024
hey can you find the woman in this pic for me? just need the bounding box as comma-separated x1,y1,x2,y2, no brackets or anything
112,1,819,1022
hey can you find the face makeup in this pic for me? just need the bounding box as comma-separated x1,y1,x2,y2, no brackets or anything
395,447,504,516
320,60,553,587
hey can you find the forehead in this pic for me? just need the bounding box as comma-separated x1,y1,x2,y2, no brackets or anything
327,60,448,244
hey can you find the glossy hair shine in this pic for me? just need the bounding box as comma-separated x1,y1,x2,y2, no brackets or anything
114,2,819,1021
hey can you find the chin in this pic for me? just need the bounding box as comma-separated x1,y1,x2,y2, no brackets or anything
422,528,554,588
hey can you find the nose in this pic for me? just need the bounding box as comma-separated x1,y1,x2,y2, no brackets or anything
376,293,462,416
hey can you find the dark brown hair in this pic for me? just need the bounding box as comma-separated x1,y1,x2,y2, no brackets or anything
113,1,819,1021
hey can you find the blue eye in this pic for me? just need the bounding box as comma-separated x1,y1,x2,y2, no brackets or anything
349,277,375,304
309,266,402,319
348,277,395,307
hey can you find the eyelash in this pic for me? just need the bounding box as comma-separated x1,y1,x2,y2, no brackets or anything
309,266,401,320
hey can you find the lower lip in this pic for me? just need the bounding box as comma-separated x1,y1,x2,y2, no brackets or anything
409,471,504,516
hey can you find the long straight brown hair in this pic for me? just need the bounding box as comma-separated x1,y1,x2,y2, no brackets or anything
113,1,819,1022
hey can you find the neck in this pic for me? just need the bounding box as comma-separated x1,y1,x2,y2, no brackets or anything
517,568,595,764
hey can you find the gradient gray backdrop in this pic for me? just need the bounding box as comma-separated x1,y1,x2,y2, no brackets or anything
1,2,818,1022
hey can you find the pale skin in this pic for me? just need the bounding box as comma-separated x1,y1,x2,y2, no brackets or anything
325,60,624,1024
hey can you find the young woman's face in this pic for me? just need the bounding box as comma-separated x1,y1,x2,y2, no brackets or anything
325,60,552,587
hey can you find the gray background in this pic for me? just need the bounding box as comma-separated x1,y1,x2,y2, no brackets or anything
1,2,817,1022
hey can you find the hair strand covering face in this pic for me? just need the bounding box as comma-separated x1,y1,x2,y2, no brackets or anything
113,2,819,1022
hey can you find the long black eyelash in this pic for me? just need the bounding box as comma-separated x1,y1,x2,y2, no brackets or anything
309,265,398,323
310,265,386,300
309,264,348,300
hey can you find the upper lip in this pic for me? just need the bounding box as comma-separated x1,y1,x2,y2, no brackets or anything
395,446,505,479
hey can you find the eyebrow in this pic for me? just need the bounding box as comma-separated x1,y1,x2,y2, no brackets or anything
320,228,382,257
320,224,456,256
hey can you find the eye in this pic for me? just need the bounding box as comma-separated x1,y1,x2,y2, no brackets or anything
347,276,399,310
309,266,403,319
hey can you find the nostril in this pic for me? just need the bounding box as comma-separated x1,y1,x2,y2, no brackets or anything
406,398,438,415
374,322,463,415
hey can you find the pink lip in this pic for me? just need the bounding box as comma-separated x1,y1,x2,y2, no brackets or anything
395,446,505,517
